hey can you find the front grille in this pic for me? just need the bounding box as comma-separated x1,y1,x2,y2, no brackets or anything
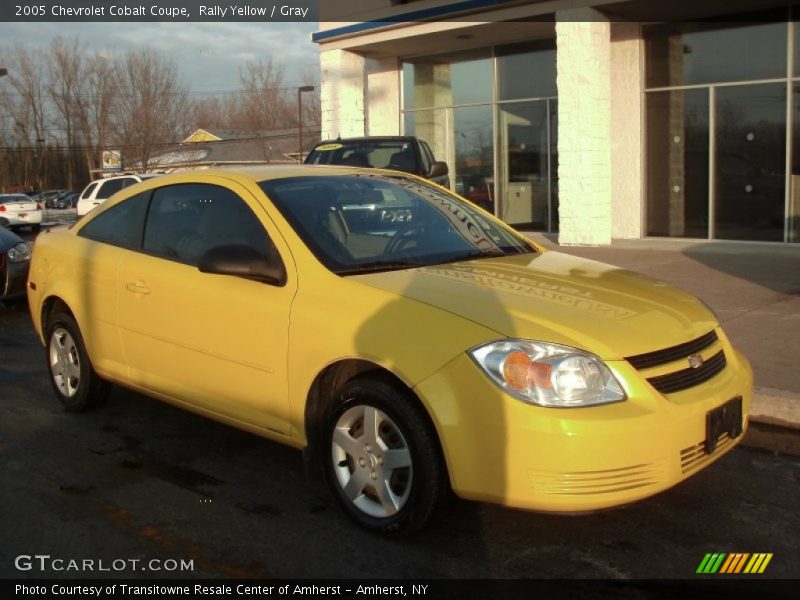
647,350,727,394
528,462,664,496
680,433,734,474
626,330,718,369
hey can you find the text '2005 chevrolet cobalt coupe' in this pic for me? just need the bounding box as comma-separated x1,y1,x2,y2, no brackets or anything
27,166,752,533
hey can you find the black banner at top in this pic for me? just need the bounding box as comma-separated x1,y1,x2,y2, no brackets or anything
1,0,794,24
0,0,319,22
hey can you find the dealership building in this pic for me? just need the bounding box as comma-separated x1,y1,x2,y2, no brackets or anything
313,0,799,244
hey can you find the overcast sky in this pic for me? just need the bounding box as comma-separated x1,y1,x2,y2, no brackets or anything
1,21,319,92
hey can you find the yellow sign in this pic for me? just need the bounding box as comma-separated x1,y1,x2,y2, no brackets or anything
314,143,343,151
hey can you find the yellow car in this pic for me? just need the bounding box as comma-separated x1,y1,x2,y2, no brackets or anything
27,166,752,534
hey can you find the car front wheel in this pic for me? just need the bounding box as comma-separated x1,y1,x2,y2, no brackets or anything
46,311,110,411
324,378,447,534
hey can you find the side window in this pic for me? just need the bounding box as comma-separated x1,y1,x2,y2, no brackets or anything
78,192,149,249
96,178,128,200
143,183,277,268
119,177,139,189
80,182,99,200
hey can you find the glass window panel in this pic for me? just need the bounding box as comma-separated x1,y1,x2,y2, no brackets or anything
549,99,559,232
714,83,786,242
645,21,787,88
791,84,800,242
402,48,492,109
646,88,710,238
795,12,800,77
404,109,448,169
498,100,550,229
497,40,557,100
453,105,494,213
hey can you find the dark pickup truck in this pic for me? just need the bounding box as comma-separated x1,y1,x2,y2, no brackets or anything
304,136,449,187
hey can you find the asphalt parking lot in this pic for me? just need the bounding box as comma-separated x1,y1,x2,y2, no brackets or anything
0,299,798,580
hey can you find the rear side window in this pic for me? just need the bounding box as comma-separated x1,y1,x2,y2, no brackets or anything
78,192,149,249
96,178,134,200
80,182,99,200
143,183,276,267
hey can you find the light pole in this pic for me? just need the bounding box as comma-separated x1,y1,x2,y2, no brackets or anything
297,85,315,163
0,69,6,192
36,138,45,197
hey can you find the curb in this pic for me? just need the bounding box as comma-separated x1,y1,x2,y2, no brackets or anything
750,386,800,431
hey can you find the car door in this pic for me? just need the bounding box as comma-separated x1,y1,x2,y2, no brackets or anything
116,179,296,434
72,191,151,380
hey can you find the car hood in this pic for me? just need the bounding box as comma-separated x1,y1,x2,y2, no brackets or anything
352,252,717,359
0,224,23,250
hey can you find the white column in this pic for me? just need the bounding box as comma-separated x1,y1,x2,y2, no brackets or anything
556,8,612,246
366,57,400,136
610,22,644,239
320,48,366,139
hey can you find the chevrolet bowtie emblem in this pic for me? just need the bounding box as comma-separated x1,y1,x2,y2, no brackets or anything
688,353,704,369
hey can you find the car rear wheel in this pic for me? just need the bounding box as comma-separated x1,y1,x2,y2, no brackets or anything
323,378,447,534
46,312,110,412
31,224,41,234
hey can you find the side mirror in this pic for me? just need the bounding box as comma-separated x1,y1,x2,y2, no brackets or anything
429,161,449,178
198,244,286,285
0,217,9,229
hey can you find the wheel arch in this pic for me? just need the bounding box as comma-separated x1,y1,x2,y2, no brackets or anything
302,358,447,481
41,295,77,334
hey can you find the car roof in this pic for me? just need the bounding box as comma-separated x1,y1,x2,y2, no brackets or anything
89,173,163,184
208,164,407,183
313,136,416,145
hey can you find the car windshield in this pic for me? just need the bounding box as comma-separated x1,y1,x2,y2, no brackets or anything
305,141,417,172
260,174,535,275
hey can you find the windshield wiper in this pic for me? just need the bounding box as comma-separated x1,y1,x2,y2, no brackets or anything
338,259,422,275
429,251,505,266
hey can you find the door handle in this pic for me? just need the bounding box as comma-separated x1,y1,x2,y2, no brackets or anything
125,282,150,295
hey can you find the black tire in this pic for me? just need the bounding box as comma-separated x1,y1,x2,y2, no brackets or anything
31,224,41,234
323,377,448,535
46,311,110,412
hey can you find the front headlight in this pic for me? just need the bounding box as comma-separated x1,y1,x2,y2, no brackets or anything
7,242,31,263
469,340,626,408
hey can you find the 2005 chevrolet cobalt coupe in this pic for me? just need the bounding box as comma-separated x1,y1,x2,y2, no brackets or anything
28,166,752,533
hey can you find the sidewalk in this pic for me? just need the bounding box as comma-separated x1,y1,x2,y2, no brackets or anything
525,234,800,439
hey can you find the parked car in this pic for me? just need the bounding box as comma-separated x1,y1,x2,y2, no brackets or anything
54,191,79,210
0,193,43,233
28,166,752,534
305,136,450,187
41,190,68,209
76,174,162,216
0,217,31,300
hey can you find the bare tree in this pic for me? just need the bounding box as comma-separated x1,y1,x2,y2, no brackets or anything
299,65,321,128
236,58,292,130
113,48,190,170
0,44,49,191
47,36,84,188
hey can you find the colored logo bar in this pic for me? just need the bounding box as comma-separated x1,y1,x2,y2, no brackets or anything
696,553,773,574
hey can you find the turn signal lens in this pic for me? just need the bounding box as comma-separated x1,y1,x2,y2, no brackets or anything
503,352,552,391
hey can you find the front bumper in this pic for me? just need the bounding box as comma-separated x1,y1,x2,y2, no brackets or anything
2,260,30,299
414,330,753,512
4,212,43,226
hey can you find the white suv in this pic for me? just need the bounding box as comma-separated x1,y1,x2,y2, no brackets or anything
76,174,162,216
